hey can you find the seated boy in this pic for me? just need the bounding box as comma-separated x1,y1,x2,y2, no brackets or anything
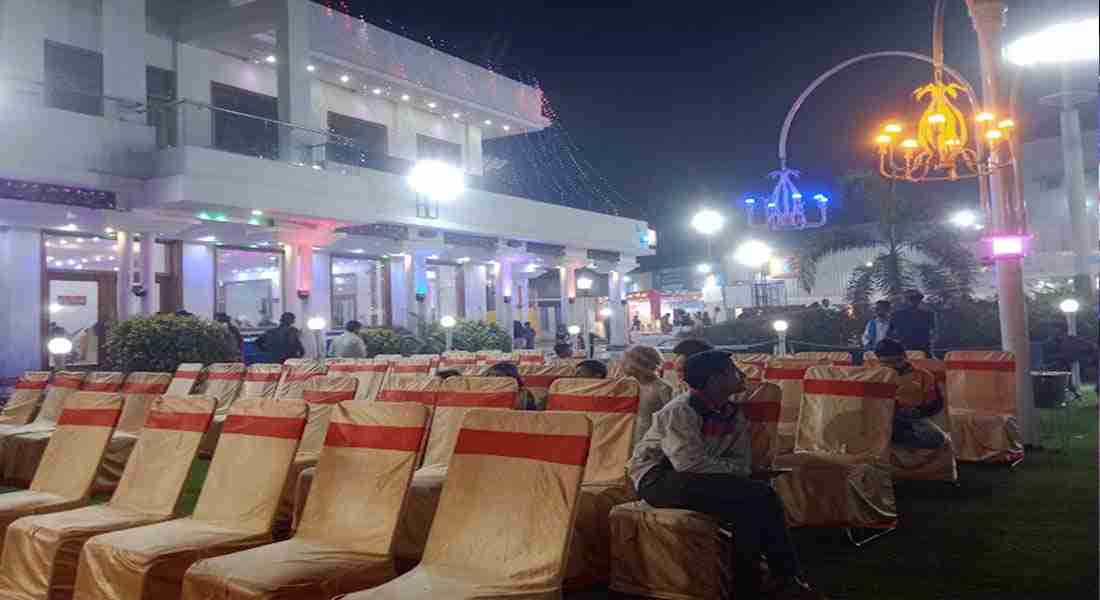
873,339,948,449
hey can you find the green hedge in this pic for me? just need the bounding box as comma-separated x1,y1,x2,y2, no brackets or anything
104,314,241,373
360,320,511,357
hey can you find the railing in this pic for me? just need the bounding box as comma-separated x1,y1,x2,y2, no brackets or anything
0,77,146,124
150,99,527,198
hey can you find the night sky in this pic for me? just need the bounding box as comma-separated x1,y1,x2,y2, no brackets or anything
336,0,1096,264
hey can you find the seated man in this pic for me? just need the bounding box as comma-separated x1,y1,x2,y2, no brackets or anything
484,361,538,410
874,339,948,449
554,342,574,360
627,350,824,600
575,359,608,379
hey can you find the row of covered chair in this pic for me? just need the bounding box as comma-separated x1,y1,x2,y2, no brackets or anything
0,385,594,599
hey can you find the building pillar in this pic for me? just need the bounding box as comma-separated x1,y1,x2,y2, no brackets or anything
464,124,484,175
608,270,627,348
412,252,430,330
563,265,577,327
392,103,418,162
102,0,147,122
389,255,413,329
0,229,43,376
116,232,134,322
139,234,155,315
517,278,530,325
463,264,487,321
1057,88,1095,302
276,0,313,162
495,261,514,337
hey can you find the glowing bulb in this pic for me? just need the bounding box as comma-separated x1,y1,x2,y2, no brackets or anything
427,102,437,108
372,88,383,95
985,130,1004,141
744,197,757,205
772,320,789,333
567,325,581,336
951,210,978,228
48,303,63,314
975,112,995,123
998,119,1015,130
340,74,350,83
307,317,326,331
928,113,947,124
440,315,457,328
502,125,511,131
875,134,892,145
407,160,465,202
401,94,410,101
484,119,492,125
47,337,73,355
1059,299,1080,314
900,139,919,150
306,64,316,72
264,55,276,64
452,112,461,119
884,123,903,134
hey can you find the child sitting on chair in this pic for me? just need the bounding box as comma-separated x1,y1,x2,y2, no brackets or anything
873,338,948,449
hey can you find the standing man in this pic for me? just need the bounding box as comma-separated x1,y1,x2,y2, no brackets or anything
891,290,936,357
861,300,893,350
628,350,824,599
330,320,367,358
256,312,305,364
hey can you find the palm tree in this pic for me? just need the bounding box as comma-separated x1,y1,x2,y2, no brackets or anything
795,171,976,307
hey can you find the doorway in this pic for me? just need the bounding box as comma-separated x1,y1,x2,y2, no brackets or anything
43,271,117,368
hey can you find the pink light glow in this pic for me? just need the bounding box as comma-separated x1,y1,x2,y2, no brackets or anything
988,235,1028,258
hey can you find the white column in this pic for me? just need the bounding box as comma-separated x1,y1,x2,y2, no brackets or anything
139,234,155,315
311,251,331,327
464,124,484,175
0,229,43,377
392,104,418,161
116,232,134,322
565,265,578,326
276,0,313,162
102,0,147,122
1059,95,1094,302
558,267,570,331
517,278,530,325
412,252,430,330
496,261,514,336
182,243,214,317
389,255,412,328
463,264,487,321
608,270,627,347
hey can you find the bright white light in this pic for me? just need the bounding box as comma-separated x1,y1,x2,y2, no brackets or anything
251,209,263,216
401,94,410,102
104,227,115,234
306,64,316,72
47,337,73,355
734,240,773,268
696,263,713,274
1059,299,1080,314
567,325,581,336
452,112,461,119
502,125,511,131
524,264,538,273
440,315,457,328
59,224,79,232
372,88,383,95
865,261,874,268
484,119,492,125
623,276,632,283
426,271,437,280
427,101,437,108
48,303,63,314
407,160,465,202
1005,19,1099,66
772,320,789,333
307,317,326,331
951,210,978,228
991,236,1025,257
264,55,277,64
197,236,217,243
339,74,350,83
577,276,594,291
600,307,613,317
352,249,365,254
691,209,725,236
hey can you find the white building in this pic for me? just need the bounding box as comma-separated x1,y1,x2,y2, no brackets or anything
0,0,653,376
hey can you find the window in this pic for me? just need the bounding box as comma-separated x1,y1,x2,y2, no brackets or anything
147,66,177,146
331,256,386,327
44,41,103,116
416,134,462,166
215,248,283,330
327,112,388,166
211,82,279,159
44,233,168,316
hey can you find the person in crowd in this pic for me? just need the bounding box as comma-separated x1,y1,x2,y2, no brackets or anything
874,339,948,449
330,320,367,358
575,359,608,379
861,300,893,350
554,342,574,359
214,313,244,355
256,312,305,363
632,315,642,331
484,361,538,410
622,345,675,446
669,338,715,392
435,368,462,381
660,313,673,334
628,350,823,600
890,290,936,356
174,309,194,318
523,322,537,350
700,311,713,327
576,332,586,351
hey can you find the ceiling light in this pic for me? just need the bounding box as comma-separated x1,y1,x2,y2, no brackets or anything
265,55,277,64
452,112,461,119
427,102,437,109
484,119,492,125
401,94,410,102
60,224,79,232
104,227,115,234
197,236,217,243
502,125,511,131
352,249,365,254
251,209,263,216
372,88,383,95
340,74,350,83
306,64,316,72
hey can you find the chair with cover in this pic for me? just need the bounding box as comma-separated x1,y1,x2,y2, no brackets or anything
195,363,246,457
889,359,958,482
518,364,575,411
72,398,308,600
793,351,853,366
274,361,325,400
335,410,591,600
180,402,428,600
772,366,899,544
0,372,50,426
0,396,215,600
166,364,204,396
0,392,124,558
945,351,1023,464
763,358,828,455
546,377,641,587
240,364,283,399
326,359,389,401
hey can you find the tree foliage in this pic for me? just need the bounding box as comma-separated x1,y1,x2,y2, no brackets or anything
105,314,240,373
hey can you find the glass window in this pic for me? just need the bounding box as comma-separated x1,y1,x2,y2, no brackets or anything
44,41,104,116
147,66,177,146
327,112,388,166
331,256,385,328
47,278,102,367
211,82,279,160
416,134,462,166
45,233,169,314
216,248,283,329
426,265,458,323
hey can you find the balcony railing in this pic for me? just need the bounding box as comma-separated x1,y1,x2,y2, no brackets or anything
150,99,527,198
0,77,146,124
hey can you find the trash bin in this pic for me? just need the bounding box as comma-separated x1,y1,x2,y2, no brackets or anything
1031,371,1070,408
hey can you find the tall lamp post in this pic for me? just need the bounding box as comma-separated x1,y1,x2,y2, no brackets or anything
306,317,326,363
735,240,774,307
1006,19,1099,303
692,209,729,321
440,315,456,352
773,320,789,357
47,337,73,370
576,276,594,358
1058,299,1081,389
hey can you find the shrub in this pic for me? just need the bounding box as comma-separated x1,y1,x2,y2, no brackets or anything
104,314,240,373
361,328,418,357
449,319,512,353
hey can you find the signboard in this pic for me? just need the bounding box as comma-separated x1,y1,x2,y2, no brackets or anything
57,295,87,306
0,178,116,210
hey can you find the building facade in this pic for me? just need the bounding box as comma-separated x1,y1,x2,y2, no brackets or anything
0,0,653,376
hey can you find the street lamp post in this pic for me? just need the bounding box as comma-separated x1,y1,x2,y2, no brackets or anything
692,209,728,322
440,315,456,352
47,337,73,370
306,317,326,363
735,240,774,307
772,320,789,356
576,276,594,359
1059,299,1081,388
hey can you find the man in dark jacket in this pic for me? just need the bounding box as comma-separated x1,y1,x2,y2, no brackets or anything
890,290,936,356
256,312,305,363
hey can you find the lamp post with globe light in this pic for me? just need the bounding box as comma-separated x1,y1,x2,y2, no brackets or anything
576,276,595,358
692,209,729,321
735,240,774,307
47,337,73,370
440,315,456,352
306,317,326,362
1058,299,1081,388
1006,19,1099,302
772,320,789,356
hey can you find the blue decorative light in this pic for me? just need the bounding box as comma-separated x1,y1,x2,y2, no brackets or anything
791,192,803,200
767,201,777,208
744,197,756,205
814,194,829,204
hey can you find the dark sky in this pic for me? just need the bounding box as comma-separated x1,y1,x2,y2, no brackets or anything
334,0,1096,264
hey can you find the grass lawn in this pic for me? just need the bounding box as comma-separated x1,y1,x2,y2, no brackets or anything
10,391,1096,600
